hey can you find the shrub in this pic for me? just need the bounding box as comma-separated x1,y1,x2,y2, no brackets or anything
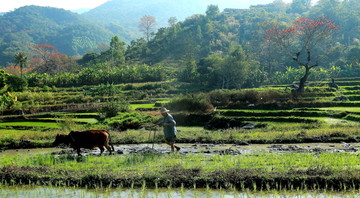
258,90,287,103
57,116,77,132
0,93,18,112
84,83,121,97
207,89,232,107
16,91,54,103
99,100,132,118
6,75,28,91
207,89,288,107
166,94,214,113
105,112,155,131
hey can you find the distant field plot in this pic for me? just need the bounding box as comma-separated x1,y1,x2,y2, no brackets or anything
318,107,360,112
319,118,359,125
37,118,98,124
0,122,60,129
0,129,58,139
131,100,168,109
131,103,156,109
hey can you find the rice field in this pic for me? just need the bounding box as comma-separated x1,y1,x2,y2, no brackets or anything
2,185,360,198
1,77,360,194
2,151,360,192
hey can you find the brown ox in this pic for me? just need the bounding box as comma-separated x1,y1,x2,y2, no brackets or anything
53,130,114,156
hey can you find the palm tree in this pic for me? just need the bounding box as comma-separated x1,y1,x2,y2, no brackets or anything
14,52,28,78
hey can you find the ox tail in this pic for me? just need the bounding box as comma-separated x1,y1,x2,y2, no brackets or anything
106,130,115,151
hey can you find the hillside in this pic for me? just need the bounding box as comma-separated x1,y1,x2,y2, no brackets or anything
81,0,259,38
0,6,116,65
82,0,207,37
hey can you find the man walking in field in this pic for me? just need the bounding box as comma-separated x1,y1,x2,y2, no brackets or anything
157,107,180,152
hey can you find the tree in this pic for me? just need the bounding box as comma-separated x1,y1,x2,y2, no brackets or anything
0,70,7,90
109,36,126,66
14,52,28,78
77,52,100,66
178,60,198,83
217,46,254,89
30,44,73,74
265,16,339,94
125,38,149,64
197,55,222,88
168,17,178,26
288,0,311,14
139,15,157,42
205,5,220,19
6,74,28,92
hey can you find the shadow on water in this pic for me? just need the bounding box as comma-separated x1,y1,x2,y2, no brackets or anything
1,185,360,198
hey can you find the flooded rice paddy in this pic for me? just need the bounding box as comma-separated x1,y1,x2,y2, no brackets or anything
2,143,360,197
2,185,360,198
1,142,359,157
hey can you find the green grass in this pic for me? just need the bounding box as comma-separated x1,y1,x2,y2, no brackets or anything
2,152,360,190
112,124,360,144
0,129,60,148
0,122,61,128
2,152,357,173
0,122,359,149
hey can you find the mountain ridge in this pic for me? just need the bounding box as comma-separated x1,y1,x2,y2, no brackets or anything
0,6,116,64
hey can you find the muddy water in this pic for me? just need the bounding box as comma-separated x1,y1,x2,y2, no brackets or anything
115,142,360,156
1,185,359,198
1,142,359,157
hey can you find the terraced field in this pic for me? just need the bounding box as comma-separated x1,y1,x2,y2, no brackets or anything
1,77,359,143
0,77,360,193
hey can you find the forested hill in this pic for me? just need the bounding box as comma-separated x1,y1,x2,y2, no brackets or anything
82,0,207,36
0,6,116,64
136,0,360,65
82,0,258,38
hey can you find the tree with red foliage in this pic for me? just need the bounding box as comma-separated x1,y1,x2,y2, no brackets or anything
3,65,32,76
30,44,72,74
265,16,340,94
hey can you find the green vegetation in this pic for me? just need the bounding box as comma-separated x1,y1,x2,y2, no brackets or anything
0,0,359,90
0,0,359,194
0,77,359,193
104,112,155,131
2,152,360,191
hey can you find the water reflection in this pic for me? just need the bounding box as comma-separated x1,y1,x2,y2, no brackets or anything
1,186,359,198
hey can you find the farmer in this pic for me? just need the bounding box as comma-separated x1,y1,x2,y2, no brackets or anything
157,107,180,152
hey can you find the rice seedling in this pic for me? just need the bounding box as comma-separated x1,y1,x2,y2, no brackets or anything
2,150,360,193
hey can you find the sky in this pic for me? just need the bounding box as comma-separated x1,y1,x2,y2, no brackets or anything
0,0,318,13
0,0,110,12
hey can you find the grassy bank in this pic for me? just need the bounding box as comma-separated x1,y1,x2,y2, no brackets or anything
1,152,360,191
1,123,360,149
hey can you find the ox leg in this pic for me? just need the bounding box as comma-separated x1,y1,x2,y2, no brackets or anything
105,145,112,155
75,148,82,156
99,146,104,156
